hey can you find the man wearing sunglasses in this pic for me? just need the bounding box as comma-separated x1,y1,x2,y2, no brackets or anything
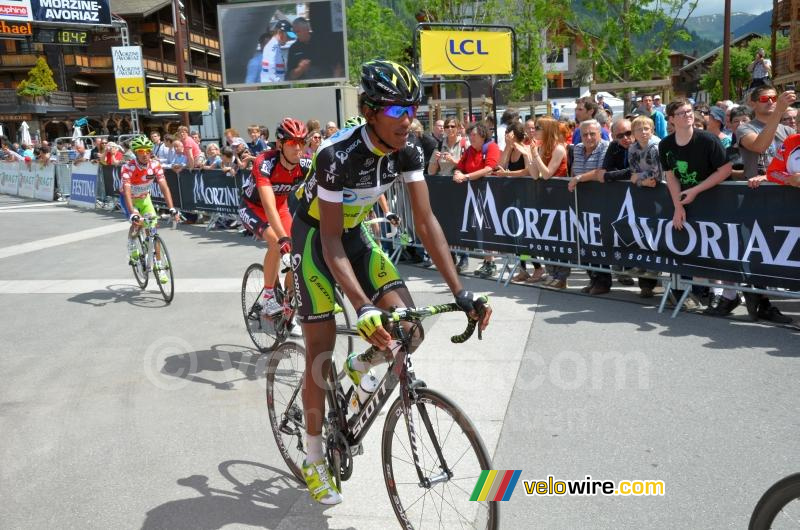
291,60,491,505
736,84,796,324
239,117,311,321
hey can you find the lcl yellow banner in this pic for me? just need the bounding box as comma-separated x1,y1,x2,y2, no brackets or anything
420,30,512,76
148,86,209,112
115,77,147,109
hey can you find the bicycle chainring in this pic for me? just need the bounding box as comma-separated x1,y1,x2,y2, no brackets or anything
326,430,353,481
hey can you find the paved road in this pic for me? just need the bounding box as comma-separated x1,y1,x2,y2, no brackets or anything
1,194,798,529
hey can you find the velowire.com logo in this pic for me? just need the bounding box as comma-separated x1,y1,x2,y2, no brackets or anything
470,470,522,502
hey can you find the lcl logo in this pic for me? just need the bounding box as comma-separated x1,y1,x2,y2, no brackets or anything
119,84,144,101
448,39,489,56
168,92,195,101
166,91,195,110
445,38,490,72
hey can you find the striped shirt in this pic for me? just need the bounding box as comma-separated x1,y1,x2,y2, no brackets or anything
572,140,609,177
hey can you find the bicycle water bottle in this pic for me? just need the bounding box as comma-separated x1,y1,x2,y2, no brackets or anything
349,372,379,415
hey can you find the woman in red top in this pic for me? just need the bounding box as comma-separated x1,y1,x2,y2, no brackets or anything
526,116,568,178
453,122,501,182
453,122,501,278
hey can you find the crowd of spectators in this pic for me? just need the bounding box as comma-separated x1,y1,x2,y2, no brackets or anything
421,84,798,324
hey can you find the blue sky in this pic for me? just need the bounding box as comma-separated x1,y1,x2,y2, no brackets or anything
689,0,773,16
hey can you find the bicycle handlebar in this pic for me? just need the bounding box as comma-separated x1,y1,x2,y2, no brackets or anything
388,296,489,343
363,217,399,238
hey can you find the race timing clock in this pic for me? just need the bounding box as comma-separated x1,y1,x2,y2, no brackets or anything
34,29,90,45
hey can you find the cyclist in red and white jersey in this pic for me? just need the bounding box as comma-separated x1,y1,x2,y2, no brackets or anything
120,136,180,283
239,118,311,320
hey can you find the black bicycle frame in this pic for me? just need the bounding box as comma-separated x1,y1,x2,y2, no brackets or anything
332,323,450,488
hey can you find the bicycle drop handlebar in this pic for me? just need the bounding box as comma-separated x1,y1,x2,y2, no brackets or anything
387,296,489,343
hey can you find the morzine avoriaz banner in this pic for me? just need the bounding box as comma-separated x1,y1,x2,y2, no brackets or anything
101,166,242,214
0,0,113,25
427,176,800,291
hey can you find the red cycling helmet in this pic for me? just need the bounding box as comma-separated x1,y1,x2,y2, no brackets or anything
275,117,308,142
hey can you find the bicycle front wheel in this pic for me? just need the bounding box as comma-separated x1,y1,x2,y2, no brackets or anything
749,473,800,530
241,263,285,353
152,234,174,303
131,235,148,289
265,341,307,484
382,387,498,530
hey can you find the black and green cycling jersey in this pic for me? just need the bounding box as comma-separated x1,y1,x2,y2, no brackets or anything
295,124,425,229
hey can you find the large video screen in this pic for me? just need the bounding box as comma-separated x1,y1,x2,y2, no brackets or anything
218,0,347,89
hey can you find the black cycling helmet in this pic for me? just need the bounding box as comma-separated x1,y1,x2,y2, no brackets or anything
360,60,421,107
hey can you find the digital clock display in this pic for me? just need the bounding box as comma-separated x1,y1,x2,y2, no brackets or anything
34,29,89,45
56,30,89,44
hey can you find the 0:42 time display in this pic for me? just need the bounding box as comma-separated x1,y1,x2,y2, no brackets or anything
57,30,88,45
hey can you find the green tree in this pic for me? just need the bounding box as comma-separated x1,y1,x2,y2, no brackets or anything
498,0,573,101
571,0,698,83
16,57,58,98
700,35,790,102
346,0,412,83
409,0,499,25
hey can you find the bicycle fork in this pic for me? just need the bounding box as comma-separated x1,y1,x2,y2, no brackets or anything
400,357,453,489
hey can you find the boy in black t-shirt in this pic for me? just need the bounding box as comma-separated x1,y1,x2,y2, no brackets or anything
659,98,732,230
659,98,733,312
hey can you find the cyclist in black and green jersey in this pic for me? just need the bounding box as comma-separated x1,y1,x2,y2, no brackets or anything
291,60,492,505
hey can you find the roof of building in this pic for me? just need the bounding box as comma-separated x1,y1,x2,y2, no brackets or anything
110,0,171,17
680,32,763,73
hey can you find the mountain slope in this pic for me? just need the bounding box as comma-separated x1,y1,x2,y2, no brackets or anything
733,10,773,38
684,12,756,43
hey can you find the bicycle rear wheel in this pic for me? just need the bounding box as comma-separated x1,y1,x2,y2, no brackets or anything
131,235,148,289
749,473,800,530
153,234,174,303
241,263,286,352
382,387,498,530
265,341,307,484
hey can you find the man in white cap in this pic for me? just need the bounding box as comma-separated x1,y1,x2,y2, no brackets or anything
260,20,296,83
653,95,666,115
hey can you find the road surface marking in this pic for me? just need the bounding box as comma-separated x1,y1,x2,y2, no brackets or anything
0,223,130,260
0,278,242,294
0,202,66,210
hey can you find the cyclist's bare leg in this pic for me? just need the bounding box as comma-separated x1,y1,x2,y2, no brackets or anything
261,225,280,289
154,234,162,262
301,319,336,460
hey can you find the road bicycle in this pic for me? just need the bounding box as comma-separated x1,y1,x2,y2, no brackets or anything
129,213,175,303
266,297,497,529
749,472,800,529
241,256,353,353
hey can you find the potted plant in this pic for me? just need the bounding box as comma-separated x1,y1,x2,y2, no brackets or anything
16,57,58,104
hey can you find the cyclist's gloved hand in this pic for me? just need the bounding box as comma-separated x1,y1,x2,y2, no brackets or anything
356,304,390,347
130,213,141,224
277,236,292,256
454,289,485,316
168,207,179,217
385,212,400,226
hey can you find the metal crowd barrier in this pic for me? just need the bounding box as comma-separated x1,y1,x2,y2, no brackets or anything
379,176,800,319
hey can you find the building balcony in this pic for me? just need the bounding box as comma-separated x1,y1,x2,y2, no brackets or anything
775,0,799,26
189,30,220,55
775,49,791,76
63,53,113,73
140,21,175,40
142,56,178,80
0,89,118,113
193,66,222,86
0,53,40,69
